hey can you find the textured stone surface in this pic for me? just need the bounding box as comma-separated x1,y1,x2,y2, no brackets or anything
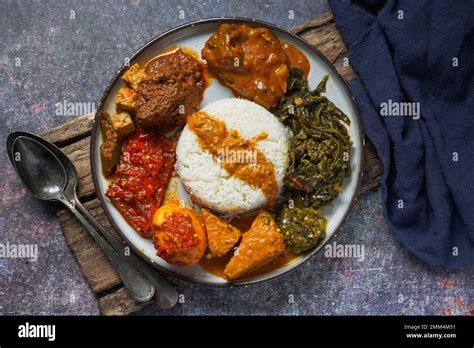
0,0,472,316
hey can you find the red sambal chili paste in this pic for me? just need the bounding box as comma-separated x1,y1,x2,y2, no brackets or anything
154,212,199,262
105,129,175,238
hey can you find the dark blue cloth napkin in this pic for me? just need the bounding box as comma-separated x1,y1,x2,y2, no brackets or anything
329,0,474,267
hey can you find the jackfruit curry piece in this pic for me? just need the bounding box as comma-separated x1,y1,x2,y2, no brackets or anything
201,208,241,258
202,23,310,109
97,23,353,280
223,211,286,280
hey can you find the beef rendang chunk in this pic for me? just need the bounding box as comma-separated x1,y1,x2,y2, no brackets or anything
136,48,205,132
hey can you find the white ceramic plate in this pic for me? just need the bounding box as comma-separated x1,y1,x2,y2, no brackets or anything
91,18,363,286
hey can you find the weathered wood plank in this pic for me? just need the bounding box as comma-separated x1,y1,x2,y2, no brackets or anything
333,54,354,81
360,139,383,194
57,199,121,293
290,11,334,34
42,112,95,146
301,23,348,64
98,287,149,316
292,12,354,82
57,200,155,314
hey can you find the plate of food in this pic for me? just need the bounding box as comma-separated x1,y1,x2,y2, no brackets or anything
90,18,363,286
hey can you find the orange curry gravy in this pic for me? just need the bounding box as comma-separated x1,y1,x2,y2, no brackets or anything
282,42,310,79
187,111,279,207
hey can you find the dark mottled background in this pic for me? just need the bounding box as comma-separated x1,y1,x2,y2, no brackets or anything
0,0,472,316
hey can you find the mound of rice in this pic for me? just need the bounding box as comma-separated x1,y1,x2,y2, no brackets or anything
176,98,289,214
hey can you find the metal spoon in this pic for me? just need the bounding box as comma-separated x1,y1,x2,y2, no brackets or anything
10,132,178,309
6,133,155,303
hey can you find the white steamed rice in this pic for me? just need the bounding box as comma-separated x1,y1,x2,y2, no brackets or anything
176,98,289,214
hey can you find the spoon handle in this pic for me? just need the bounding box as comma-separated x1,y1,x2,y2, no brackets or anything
73,195,178,309
58,195,155,303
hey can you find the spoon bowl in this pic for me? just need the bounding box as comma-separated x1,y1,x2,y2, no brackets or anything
7,134,66,201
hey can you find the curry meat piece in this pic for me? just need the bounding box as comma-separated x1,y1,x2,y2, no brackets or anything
135,48,205,132
201,208,242,258
202,23,290,109
224,211,285,280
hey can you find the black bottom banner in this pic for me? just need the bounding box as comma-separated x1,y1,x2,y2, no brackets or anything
0,315,472,346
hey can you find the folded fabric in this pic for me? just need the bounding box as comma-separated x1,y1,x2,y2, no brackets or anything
329,0,474,267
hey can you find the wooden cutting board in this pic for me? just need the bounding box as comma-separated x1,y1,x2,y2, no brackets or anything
40,11,383,316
